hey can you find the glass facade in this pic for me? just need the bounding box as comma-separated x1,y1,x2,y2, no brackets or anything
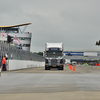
0,26,31,51
0,28,19,33
18,37,31,40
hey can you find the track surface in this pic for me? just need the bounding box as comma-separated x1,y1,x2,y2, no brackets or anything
0,65,100,100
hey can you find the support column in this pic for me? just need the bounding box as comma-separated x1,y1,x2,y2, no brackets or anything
0,57,1,76
0,64,1,77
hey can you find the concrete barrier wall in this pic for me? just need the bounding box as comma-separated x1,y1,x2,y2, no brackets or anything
8,60,45,71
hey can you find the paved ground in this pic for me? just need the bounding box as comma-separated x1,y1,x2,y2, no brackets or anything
0,65,100,100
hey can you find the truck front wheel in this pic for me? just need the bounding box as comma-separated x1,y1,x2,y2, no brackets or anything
45,67,47,70
61,67,63,70
45,66,50,70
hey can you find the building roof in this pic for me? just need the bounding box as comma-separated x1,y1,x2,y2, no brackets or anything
65,49,100,52
0,23,32,28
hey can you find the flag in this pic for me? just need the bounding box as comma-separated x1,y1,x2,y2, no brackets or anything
2,32,7,37
2,32,5,37
8,34,14,37
13,38,20,45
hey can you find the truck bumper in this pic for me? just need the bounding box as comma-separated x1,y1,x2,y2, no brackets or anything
45,64,64,68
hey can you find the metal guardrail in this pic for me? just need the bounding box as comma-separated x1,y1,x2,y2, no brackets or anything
0,41,9,58
0,41,45,61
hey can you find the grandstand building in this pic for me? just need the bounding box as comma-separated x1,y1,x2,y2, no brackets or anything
0,23,32,51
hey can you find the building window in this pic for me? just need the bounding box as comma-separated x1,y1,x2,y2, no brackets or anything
23,44,30,47
18,37,31,40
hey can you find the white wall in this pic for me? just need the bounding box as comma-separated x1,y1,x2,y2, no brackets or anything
84,52,97,56
8,60,45,71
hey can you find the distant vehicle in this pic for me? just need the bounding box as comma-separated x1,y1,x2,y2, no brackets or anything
65,59,71,65
72,61,77,65
44,43,64,70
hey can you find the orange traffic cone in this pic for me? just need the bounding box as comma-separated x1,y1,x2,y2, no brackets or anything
69,65,72,70
95,63,97,66
73,65,75,71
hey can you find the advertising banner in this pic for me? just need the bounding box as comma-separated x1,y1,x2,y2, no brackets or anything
64,52,84,56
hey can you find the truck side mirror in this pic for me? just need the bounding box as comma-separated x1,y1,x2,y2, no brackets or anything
43,51,46,57
43,51,45,57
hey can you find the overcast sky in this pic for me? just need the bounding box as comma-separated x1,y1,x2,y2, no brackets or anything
0,0,100,52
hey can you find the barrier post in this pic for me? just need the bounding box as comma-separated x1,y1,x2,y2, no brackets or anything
0,64,1,76
0,57,1,76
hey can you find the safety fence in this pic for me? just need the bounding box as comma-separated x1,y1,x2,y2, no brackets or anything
0,41,9,58
0,41,45,62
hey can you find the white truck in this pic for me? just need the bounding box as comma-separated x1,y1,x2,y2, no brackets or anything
44,43,64,70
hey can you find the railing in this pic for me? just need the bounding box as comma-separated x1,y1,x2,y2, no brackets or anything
0,41,45,61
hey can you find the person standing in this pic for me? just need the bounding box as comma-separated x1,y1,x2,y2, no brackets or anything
2,56,6,71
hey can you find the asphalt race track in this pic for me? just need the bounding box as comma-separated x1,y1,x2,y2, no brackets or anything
0,65,100,100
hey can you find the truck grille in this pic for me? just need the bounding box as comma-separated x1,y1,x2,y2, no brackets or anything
51,59,57,65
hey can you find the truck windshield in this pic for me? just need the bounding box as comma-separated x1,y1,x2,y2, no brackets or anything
46,51,63,58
